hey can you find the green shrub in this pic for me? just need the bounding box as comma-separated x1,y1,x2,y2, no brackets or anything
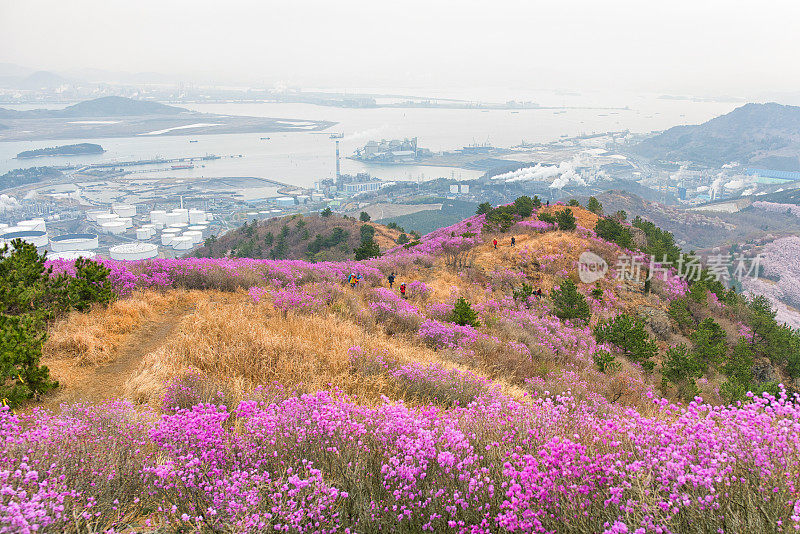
593,350,619,373
663,344,704,380
690,318,727,368
513,196,535,218
594,217,633,249
591,283,603,300
321,207,333,217
594,314,657,371
359,211,371,222
397,233,410,245
551,279,590,322
587,196,603,215
0,240,114,406
513,283,534,302
448,297,480,328
567,199,580,207
538,212,557,224
668,298,694,333
532,195,542,209
555,209,577,231
354,238,380,260
476,202,493,215
67,257,114,312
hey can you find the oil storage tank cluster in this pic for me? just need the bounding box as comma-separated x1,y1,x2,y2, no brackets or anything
91,211,132,235
109,243,159,261
150,208,210,230
49,233,99,253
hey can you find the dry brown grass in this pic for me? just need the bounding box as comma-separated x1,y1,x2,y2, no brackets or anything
122,290,518,407
44,290,196,366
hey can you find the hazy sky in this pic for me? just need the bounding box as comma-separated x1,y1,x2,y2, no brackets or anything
2,0,799,97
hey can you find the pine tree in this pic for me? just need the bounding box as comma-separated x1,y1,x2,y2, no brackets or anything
551,279,590,322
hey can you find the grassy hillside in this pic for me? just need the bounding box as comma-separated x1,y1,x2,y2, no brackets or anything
193,213,402,261
5,202,800,532
376,198,478,235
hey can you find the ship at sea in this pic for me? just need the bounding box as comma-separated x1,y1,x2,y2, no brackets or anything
171,164,194,170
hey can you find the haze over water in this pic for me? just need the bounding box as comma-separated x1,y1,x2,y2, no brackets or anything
0,92,738,187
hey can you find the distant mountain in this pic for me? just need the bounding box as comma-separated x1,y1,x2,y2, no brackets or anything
59,96,187,116
633,103,800,170
18,70,72,90
0,96,188,119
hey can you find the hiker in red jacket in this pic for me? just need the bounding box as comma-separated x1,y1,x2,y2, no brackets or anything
399,283,407,299
493,239,497,249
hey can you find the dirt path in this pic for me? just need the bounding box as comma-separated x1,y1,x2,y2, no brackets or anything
36,308,190,411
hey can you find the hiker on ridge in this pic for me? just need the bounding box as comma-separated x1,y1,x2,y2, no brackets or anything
399,283,407,299
493,238,498,249
388,272,395,288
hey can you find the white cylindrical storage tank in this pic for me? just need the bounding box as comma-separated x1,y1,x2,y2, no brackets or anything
183,230,203,244
161,230,179,246
188,209,206,224
188,225,207,234
150,210,167,225
96,213,120,225
86,209,109,222
118,217,133,229
1,230,48,247
172,209,189,224
204,213,213,221
168,223,188,231
48,251,97,261
109,243,159,261
171,235,194,250
136,228,151,240
18,219,47,232
101,221,126,235
49,233,99,252
112,203,136,217
164,212,182,226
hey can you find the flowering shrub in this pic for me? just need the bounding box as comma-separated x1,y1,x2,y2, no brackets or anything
365,287,422,332
418,319,482,350
406,279,432,300
349,347,493,406
4,388,800,532
516,219,556,232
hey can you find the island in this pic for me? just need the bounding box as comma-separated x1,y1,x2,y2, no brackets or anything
16,143,105,159
0,96,336,142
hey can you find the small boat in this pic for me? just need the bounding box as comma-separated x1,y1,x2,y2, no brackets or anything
189,140,198,143
260,137,270,140
171,164,194,170
329,133,344,139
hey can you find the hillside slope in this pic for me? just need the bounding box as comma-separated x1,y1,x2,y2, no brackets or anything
193,213,403,261
7,202,800,533
633,102,800,169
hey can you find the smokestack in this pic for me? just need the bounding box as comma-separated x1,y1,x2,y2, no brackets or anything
335,140,341,183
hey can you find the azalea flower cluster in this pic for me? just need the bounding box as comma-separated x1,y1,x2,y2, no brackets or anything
3,387,800,533
516,219,556,232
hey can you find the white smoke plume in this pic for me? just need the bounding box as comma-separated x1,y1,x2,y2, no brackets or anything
0,194,21,212
492,155,588,189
